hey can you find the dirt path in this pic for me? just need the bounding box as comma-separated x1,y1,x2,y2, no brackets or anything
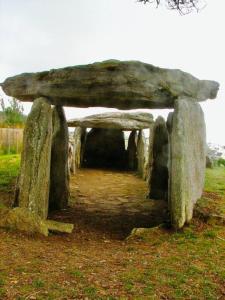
51,168,167,239
0,169,224,299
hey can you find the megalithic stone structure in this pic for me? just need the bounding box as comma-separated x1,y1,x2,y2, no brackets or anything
16,97,52,219
169,99,206,229
49,106,69,211
1,60,218,229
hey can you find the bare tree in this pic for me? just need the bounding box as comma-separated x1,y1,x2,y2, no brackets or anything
138,0,206,14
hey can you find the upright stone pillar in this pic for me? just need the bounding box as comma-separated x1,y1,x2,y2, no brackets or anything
146,124,155,185
73,127,86,172
127,130,137,170
170,99,206,229
49,106,69,211
137,130,146,178
149,116,169,200
17,97,52,219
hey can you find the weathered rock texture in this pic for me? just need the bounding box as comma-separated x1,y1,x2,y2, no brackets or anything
16,98,52,219
137,130,147,178
0,207,74,236
49,106,69,211
143,128,153,181
1,60,219,109
127,130,138,170
169,99,206,229
146,126,155,185
73,127,86,172
83,128,126,169
68,112,153,130
68,142,74,173
149,116,169,200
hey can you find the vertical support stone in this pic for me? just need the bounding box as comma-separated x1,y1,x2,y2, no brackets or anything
169,99,206,229
146,124,155,186
16,97,52,219
137,130,146,178
49,106,69,211
73,127,87,172
127,130,137,170
149,116,169,200
166,111,173,211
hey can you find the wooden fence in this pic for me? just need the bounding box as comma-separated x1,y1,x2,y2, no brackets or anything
0,128,23,154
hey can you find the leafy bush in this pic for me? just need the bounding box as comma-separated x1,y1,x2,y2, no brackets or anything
216,158,225,167
0,98,26,127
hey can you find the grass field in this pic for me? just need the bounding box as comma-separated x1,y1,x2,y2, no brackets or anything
0,154,20,191
0,154,224,299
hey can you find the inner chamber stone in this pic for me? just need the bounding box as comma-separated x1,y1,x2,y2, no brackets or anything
49,106,69,211
149,116,169,201
83,128,127,169
127,130,138,171
73,127,87,172
137,130,147,178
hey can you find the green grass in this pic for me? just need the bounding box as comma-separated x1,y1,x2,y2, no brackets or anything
0,154,20,191
0,156,224,299
32,278,45,288
69,269,84,278
197,167,225,216
205,167,225,196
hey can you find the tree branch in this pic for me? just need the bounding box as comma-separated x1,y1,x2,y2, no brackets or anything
138,0,207,14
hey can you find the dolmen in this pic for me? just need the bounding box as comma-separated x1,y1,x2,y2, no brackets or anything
0,59,219,230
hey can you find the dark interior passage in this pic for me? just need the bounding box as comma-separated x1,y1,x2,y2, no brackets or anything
83,128,127,169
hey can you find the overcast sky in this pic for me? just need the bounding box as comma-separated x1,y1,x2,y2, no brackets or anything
0,0,224,144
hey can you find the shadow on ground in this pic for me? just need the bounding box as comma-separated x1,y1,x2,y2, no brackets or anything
49,168,168,239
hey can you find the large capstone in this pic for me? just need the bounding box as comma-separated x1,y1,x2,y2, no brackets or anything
1,60,219,109
169,99,206,229
127,130,138,170
83,128,126,169
68,112,153,130
49,106,69,211
16,98,52,219
149,116,169,200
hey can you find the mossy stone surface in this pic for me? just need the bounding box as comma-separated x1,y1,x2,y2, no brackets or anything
0,207,74,236
17,98,52,219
